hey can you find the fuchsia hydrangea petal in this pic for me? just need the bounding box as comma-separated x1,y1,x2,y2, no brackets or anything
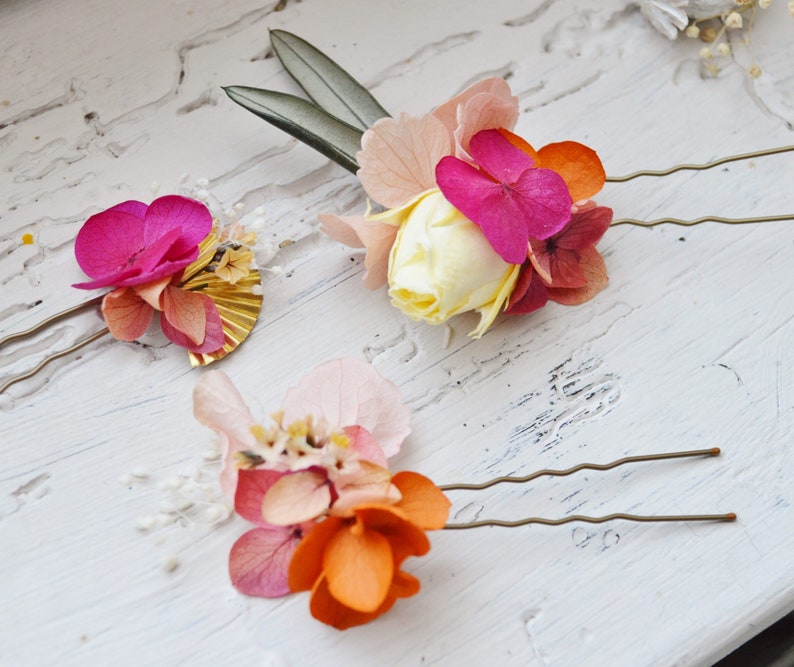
436,129,572,264
160,289,224,353
73,211,148,288
281,359,410,458
193,370,258,500
229,525,306,598
357,113,452,208
261,469,333,526
235,468,288,526
73,195,212,290
142,195,213,258
100,288,154,341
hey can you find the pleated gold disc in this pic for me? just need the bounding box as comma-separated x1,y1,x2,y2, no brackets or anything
179,230,263,367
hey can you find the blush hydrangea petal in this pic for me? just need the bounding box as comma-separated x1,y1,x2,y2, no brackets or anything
344,425,387,468
281,359,410,458
229,526,304,598
160,290,224,353
357,113,452,208
193,370,258,500
100,287,154,341
260,469,333,526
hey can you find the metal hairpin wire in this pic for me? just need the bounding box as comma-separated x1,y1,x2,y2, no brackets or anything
442,447,736,529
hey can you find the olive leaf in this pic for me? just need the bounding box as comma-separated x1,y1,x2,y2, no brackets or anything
223,86,362,173
270,29,390,131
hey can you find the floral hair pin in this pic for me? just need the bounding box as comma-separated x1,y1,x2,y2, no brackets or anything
193,358,734,630
224,31,793,337
1,195,263,394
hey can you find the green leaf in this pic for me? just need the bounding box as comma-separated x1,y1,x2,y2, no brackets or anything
223,86,362,173
270,29,390,132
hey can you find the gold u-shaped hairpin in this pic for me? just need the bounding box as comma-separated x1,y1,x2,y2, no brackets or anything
442,447,735,530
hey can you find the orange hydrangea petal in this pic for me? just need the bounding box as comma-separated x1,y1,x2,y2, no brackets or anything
287,516,344,592
497,128,540,164
323,522,393,612
390,569,421,599
309,574,398,630
353,506,430,565
546,246,608,305
537,141,606,202
391,471,451,530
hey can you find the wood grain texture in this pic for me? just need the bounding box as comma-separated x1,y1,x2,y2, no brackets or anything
1,1,793,665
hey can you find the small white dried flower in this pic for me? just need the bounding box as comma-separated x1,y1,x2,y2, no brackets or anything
788,0,794,14
162,555,180,572
748,64,762,78
717,42,732,56
758,0,771,7
700,47,714,59
724,11,743,28
685,24,701,38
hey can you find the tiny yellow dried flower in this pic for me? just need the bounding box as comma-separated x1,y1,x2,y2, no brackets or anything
215,247,254,285
700,26,718,42
700,47,714,59
724,11,743,28
748,64,762,78
330,432,351,448
717,42,732,56
686,24,701,38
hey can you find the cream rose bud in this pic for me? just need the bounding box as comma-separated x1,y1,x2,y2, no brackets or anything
385,189,520,337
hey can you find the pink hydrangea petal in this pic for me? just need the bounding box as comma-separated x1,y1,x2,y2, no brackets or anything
432,77,518,139
555,205,613,250
235,468,288,526
357,113,452,208
344,425,387,468
281,359,410,458
467,128,535,183
261,469,332,525
229,525,304,598
193,370,258,500
160,291,224,353
74,210,146,280
101,288,154,341
505,267,550,314
143,195,213,258
108,200,148,219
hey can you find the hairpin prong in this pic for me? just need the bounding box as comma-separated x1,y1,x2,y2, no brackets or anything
440,448,733,530
439,447,720,492
605,144,794,182
0,327,109,394
0,296,102,349
611,213,794,228
445,512,737,529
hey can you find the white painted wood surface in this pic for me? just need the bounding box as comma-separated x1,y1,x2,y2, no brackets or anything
1,1,793,665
